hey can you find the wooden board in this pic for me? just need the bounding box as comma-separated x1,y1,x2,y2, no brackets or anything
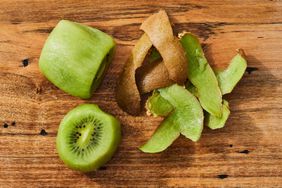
0,0,282,187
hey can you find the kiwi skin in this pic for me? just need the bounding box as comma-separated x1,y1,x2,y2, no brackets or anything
56,104,121,172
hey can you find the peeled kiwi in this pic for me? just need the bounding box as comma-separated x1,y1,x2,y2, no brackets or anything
39,20,115,99
56,104,121,172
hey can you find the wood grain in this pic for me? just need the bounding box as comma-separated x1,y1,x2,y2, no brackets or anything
0,0,281,187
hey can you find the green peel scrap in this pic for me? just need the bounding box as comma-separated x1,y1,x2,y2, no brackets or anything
159,84,204,142
216,51,247,95
139,112,180,153
180,33,222,117
206,51,247,129
140,84,203,153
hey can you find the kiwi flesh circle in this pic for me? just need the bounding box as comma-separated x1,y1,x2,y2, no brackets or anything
56,104,121,172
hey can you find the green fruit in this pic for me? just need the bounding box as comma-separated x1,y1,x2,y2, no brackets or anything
39,20,115,99
180,33,222,117
56,104,121,172
206,100,230,129
216,51,247,95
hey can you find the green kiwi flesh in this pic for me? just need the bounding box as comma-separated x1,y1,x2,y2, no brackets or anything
39,20,115,99
56,104,121,172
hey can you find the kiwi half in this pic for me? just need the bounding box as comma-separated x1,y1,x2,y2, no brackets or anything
39,20,115,99
56,104,121,172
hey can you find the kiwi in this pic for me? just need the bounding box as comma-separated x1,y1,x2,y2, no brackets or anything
39,20,115,99
56,104,121,172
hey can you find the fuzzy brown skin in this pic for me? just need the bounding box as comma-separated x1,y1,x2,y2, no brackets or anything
116,34,152,115
137,60,173,94
117,10,189,115
140,10,187,84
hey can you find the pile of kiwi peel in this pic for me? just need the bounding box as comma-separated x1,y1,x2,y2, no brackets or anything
142,33,247,153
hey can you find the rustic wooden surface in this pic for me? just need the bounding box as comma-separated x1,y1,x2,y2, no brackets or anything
0,0,282,187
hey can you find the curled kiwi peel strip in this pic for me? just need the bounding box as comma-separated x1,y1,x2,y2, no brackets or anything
117,10,189,115
140,84,204,153
39,20,115,99
158,84,204,142
137,60,174,94
139,112,180,153
116,34,152,115
137,46,173,93
146,81,199,118
215,49,247,95
180,33,222,117
140,10,187,84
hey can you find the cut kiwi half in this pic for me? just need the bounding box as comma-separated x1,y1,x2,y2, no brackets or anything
56,104,121,172
39,20,115,99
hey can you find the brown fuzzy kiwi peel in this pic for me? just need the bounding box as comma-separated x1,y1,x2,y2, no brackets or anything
140,10,187,84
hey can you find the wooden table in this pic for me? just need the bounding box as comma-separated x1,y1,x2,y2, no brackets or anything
0,0,281,187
